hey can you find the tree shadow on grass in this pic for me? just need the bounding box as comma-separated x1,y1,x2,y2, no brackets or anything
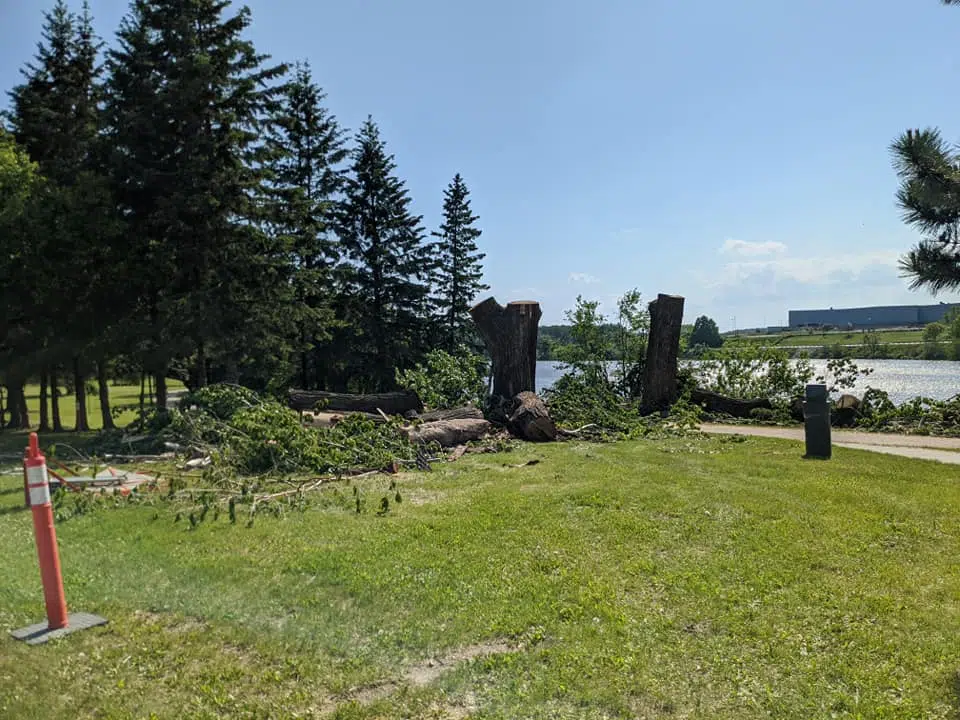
0,503,27,517
952,672,960,720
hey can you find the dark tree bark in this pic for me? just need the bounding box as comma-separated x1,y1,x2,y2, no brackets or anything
470,297,541,398
641,294,685,414
155,372,168,411
73,356,90,431
507,391,556,442
5,383,29,429
38,371,50,432
690,388,772,418
97,360,115,430
194,342,208,389
50,367,63,432
288,389,424,415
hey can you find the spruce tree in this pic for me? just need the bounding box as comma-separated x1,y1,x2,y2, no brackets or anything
336,118,434,391
103,0,287,403
6,0,107,431
433,173,488,351
264,61,347,389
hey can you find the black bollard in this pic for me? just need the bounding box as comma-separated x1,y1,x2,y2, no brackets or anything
803,384,831,459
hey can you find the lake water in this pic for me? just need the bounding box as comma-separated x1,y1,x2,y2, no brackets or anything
535,359,960,405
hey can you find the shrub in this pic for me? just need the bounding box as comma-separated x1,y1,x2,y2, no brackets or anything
396,347,488,409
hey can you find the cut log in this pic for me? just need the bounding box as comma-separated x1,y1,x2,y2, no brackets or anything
303,410,386,427
641,294,685,414
507,391,557,442
288,389,423,415
404,419,493,447
690,388,773,418
417,406,485,422
470,297,541,398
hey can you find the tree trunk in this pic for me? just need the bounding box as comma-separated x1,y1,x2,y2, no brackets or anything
38,371,50,432
155,372,168,411
73,357,89,431
97,360,115,430
194,342,208,390
5,383,21,429
300,349,310,390
403,418,493,447
641,294,685,414
506,391,556,442
417,406,485,422
17,383,30,429
287,389,424,415
690,388,772,418
469,297,541,399
139,369,146,418
50,367,63,432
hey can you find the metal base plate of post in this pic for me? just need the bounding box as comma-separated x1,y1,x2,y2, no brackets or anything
10,612,108,645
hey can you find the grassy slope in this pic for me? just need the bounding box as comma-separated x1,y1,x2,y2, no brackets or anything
730,329,926,348
1,437,958,719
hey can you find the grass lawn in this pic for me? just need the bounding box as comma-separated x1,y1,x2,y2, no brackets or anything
731,329,927,347
0,381,187,456
1,436,958,718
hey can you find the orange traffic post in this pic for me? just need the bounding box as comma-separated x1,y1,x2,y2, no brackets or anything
11,433,107,645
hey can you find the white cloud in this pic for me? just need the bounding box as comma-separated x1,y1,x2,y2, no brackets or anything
569,272,600,284
708,249,901,288
720,238,788,257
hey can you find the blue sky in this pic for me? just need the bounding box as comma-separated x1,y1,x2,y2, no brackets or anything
3,0,960,329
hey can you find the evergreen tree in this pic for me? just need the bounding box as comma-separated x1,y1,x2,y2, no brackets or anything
264,61,347,389
103,0,287,404
433,173,487,351
6,0,108,431
336,118,434,391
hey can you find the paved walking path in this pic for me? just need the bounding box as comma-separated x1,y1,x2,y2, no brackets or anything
700,424,960,465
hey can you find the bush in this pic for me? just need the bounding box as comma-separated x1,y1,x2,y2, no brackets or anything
542,373,640,434
396,347,489,409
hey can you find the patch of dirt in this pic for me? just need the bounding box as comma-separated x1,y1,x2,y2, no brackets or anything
132,610,206,633
341,639,513,708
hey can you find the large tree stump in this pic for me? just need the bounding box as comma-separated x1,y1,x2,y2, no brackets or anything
507,391,557,442
641,294,685,414
470,297,541,399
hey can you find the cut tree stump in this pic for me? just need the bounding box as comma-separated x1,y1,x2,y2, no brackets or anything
690,388,772,418
641,294,685,414
404,419,493,447
288,389,423,415
507,391,557,442
470,297,541,399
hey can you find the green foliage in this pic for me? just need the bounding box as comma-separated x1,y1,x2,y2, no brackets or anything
612,289,648,398
542,373,639,435
891,127,960,292
433,174,488,351
694,345,814,401
395,347,489,409
179,384,260,420
856,389,960,436
690,315,724,348
553,296,611,383
335,118,436,392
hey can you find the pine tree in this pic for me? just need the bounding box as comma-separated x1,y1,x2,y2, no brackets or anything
336,118,434,391
264,61,347,389
103,0,287,403
6,0,108,431
433,173,488,351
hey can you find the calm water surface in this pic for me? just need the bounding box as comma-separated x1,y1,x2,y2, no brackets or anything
535,359,960,405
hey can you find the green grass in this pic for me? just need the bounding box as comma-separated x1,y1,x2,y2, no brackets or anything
0,381,186,456
730,329,926,347
1,436,959,718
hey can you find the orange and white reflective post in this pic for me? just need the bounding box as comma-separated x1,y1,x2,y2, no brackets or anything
24,432,68,630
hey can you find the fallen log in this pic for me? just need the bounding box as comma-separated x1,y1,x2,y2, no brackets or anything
417,406,485,423
403,418,493,447
690,388,772,418
507,391,557,442
288,389,423,415
303,410,386,427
